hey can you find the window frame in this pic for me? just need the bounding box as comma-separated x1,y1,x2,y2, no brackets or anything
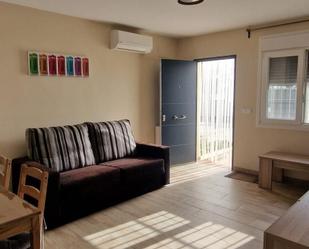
258,48,308,129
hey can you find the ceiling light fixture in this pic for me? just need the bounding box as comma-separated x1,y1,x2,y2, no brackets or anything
178,0,204,5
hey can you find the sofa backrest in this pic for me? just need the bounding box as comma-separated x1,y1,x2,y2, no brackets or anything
26,124,95,172
87,120,136,163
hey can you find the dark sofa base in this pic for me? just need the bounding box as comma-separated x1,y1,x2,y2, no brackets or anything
59,182,164,228
12,150,169,229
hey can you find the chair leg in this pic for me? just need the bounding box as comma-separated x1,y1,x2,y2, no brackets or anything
41,226,45,249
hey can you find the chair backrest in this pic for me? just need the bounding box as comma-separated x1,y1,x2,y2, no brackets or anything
18,164,49,226
0,155,12,190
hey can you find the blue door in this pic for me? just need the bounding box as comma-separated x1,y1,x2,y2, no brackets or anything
161,59,197,165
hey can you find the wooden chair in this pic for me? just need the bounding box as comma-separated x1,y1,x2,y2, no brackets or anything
0,155,12,190
0,164,49,249
18,164,49,227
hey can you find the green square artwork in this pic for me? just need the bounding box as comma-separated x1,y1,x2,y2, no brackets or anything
29,53,38,75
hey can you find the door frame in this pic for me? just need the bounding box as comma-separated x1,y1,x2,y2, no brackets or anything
195,55,237,171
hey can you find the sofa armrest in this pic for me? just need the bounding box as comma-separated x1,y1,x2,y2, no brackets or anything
12,157,60,192
12,157,61,229
135,143,170,184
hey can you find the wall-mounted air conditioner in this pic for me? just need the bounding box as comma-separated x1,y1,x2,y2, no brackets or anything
110,30,153,54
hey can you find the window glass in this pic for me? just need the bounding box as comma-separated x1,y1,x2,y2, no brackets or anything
266,56,298,120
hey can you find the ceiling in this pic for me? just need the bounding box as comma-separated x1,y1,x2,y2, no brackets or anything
2,0,309,37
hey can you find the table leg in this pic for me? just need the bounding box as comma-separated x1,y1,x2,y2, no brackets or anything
30,215,41,249
259,158,273,190
264,232,274,249
272,167,283,183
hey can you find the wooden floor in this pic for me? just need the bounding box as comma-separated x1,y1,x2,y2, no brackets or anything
45,162,305,249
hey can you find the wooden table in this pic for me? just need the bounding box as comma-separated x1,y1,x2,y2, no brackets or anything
259,151,309,190
264,191,309,249
0,186,41,249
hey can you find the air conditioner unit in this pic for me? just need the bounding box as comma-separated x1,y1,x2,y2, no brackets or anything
111,30,153,54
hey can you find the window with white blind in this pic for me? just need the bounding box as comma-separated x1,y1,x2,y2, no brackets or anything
259,49,309,129
267,56,298,121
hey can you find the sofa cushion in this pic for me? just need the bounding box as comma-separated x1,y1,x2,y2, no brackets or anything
60,165,120,188
87,120,136,163
101,158,165,184
26,124,95,172
60,165,121,221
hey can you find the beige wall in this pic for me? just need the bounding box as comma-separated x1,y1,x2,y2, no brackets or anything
178,23,309,173
2,1,309,174
0,2,177,158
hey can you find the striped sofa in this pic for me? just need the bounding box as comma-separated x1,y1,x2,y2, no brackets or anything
11,120,170,229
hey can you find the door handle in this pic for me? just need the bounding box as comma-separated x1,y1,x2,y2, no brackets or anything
172,115,187,120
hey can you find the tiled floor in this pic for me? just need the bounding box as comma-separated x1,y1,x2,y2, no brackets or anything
45,162,304,249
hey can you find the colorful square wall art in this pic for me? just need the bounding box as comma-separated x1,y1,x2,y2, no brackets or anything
74,57,82,76
48,55,57,76
28,53,39,75
39,54,48,76
57,55,66,76
28,51,89,77
66,56,74,76
82,57,89,76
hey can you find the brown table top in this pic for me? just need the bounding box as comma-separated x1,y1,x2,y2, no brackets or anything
259,151,309,165
0,186,40,228
265,191,309,247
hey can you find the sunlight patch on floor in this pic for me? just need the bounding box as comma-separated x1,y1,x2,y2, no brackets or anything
83,211,190,249
83,211,254,249
145,222,254,249
170,163,228,185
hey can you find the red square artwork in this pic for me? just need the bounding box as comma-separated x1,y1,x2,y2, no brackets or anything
57,56,65,76
82,58,89,77
48,55,57,75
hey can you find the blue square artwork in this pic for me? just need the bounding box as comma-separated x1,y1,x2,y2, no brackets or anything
66,56,74,76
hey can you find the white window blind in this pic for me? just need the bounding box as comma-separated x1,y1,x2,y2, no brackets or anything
266,56,298,120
